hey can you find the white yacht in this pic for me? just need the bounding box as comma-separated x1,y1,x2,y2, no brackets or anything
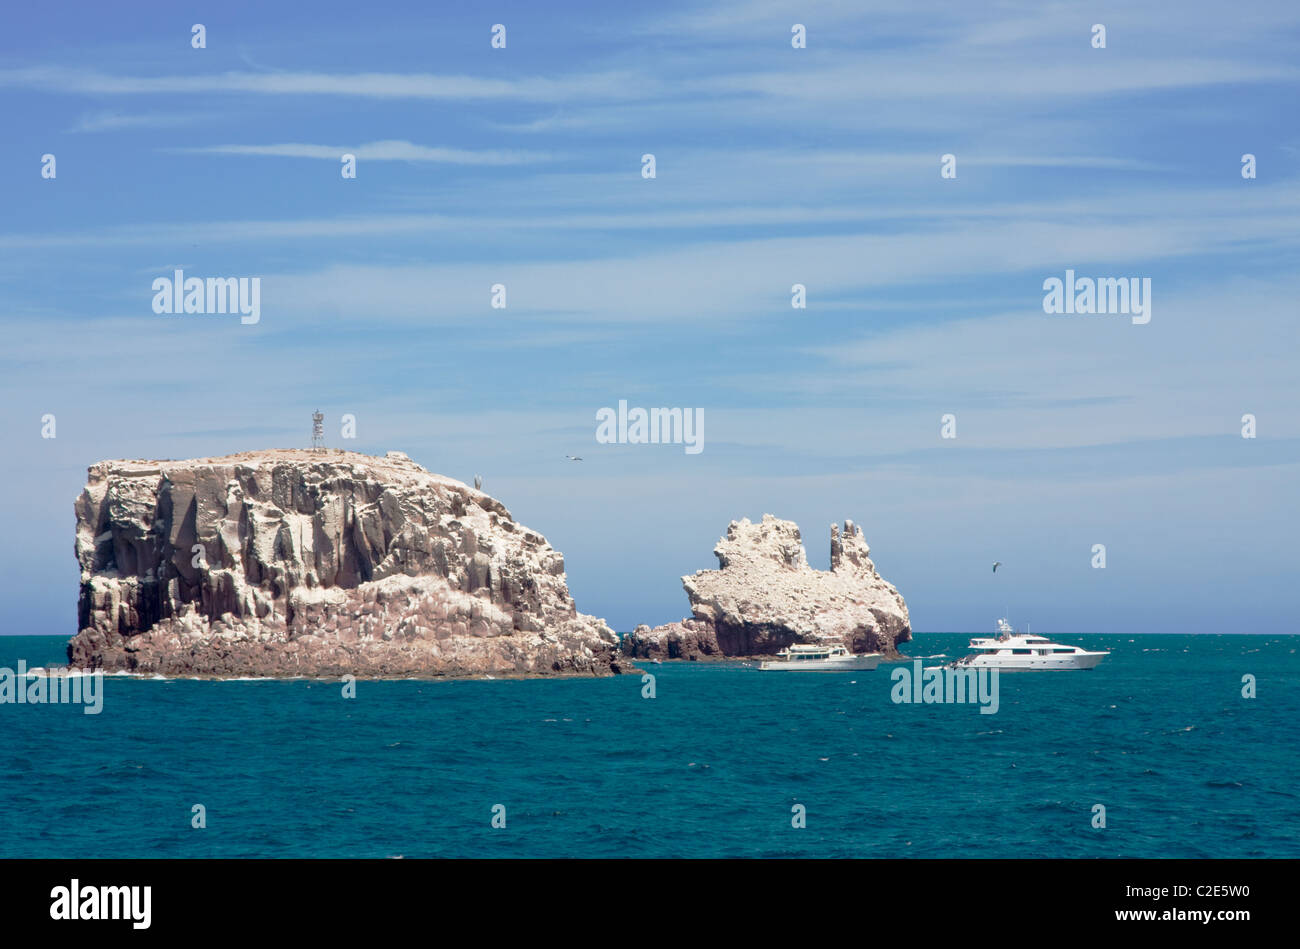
758,643,881,672
951,619,1108,670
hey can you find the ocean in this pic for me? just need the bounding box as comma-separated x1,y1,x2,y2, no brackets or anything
2,634,1296,858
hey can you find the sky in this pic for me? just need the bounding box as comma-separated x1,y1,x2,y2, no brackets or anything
0,0,1297,636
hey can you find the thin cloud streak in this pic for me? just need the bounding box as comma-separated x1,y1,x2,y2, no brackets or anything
172,140,560,165
0,66,662,102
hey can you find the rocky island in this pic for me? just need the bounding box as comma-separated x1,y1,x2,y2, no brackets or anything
67,449,625,678
623,514,910,661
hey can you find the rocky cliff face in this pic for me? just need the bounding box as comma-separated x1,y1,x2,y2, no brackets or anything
624,514,910,660
68,449,624,678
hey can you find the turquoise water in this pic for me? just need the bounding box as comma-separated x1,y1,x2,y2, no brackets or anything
1,634,1296,858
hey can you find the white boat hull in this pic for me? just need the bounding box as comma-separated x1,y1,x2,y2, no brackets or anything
759,653,881,672
958,652,1106,671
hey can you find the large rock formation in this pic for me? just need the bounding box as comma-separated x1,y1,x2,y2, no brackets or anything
68,449,625,678
624,514,910,661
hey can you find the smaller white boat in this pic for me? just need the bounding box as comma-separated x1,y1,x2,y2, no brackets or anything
759,643,880,672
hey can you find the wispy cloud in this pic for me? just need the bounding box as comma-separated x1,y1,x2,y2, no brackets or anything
6,49,1294,114
68,110,203,133
1,174,1296,250
703,58,1299,103
172,139,559,165
0,66,661,102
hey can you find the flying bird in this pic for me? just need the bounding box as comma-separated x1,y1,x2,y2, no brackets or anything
992,561,1002,573
565,455,583,462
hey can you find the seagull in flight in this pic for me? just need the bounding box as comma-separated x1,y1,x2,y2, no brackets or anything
565,455,583,462
992,561,1002,573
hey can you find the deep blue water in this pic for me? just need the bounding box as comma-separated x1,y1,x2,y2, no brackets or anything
1,634,1297,858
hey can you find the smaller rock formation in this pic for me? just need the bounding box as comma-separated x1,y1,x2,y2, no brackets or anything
623,618,721,662
626,514,910,660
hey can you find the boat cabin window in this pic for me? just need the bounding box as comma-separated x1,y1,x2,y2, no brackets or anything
1012,649,1031,655
1053,648,1075,654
